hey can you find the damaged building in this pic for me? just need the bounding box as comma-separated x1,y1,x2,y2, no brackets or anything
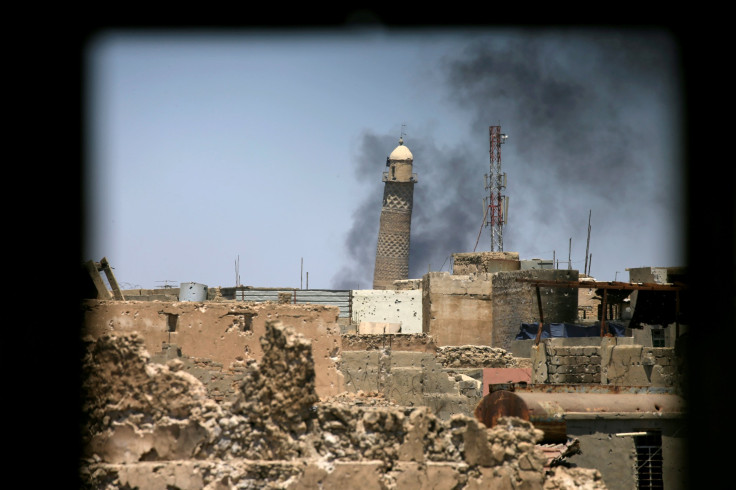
76,135,692,489
80,249,687,489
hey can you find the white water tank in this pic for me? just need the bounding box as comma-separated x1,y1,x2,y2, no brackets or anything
179,282,208,301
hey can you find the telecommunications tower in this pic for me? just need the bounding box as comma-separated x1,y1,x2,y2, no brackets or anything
484,126,508,251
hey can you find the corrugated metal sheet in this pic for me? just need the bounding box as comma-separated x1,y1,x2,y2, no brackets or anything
235,289,351,318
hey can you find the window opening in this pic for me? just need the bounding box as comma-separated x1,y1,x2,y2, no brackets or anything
651,329,665,347
167,314,178,332
635,431,663,489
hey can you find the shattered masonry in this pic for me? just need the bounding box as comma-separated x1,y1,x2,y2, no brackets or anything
80,322,606,489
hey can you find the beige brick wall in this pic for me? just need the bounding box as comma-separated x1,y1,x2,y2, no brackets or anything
82,299,345,398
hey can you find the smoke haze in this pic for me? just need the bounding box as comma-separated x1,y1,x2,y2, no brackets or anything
333,29,682,288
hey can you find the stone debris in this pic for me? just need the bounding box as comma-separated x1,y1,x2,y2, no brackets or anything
321,390,400,408
81,332,222,464
341,333,435,351
436,345,519,368
81,323,607,489
227,321,320,459
543,467,607,489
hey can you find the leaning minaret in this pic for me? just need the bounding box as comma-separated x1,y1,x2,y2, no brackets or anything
372,137,417,290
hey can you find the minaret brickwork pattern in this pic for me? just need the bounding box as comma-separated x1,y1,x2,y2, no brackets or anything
373,138,416,290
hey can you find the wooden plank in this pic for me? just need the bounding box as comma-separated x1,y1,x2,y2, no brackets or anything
600,288,608,337
85,260,112,300
100,257,125,300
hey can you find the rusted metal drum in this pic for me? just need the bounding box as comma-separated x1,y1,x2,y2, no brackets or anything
474,389,567,443
474,390,530,429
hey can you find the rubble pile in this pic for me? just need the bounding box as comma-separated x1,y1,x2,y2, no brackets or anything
321,390,400,408
81,332,221,464
227,321,319,459
341,333,434,351
81,323,606,488
437,345,518,368
543,467,608,489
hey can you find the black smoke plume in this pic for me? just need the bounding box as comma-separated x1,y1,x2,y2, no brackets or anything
333,29,682,288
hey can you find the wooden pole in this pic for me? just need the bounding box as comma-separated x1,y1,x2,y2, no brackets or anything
600,288,608,336
568,238,572,270
534,286,545,346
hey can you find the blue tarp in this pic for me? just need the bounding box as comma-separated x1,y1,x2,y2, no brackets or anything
515,322,626,340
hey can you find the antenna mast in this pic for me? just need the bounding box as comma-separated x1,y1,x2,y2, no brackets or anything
584,210,591,276
484,126,508,252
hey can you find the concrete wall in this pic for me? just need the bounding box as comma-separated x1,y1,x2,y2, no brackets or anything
529,337,682,389
338,339,524,420
351,289,422,334
566,418,685,490
121,288,180,301
422,272,493,347
339,347,483,420
627,266,685,284
631,322,688,348
451,251,520,275
491,269,579,352
421,269,579,350
519,259,554,270
600,337,680,388
150,343,247,402
393,278,422,290
536,343,602,384
82,299,345,399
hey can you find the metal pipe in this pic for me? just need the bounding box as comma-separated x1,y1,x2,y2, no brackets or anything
534,286,545,346
584,210,591,275
473,201,490,252
568,238,572,270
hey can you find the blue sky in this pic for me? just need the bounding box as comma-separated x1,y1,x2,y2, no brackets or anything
84,27,683,290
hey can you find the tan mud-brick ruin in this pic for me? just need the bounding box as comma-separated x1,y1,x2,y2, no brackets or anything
78,135,690,489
